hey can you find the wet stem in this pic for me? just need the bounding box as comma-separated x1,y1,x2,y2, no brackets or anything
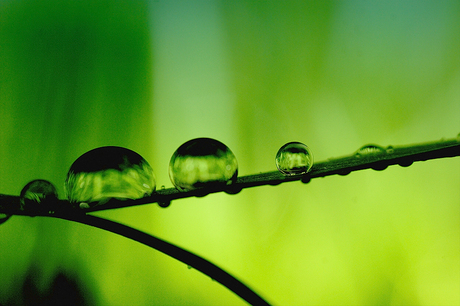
0,135,459,305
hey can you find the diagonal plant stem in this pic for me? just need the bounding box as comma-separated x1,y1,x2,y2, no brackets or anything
87,135,460,211
0,135,458,305
53,213,271,306
1,136,459,215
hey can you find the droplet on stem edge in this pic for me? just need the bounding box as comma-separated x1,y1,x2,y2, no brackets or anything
65,146,156,208
355,144,385,158
169,138,238,192
20,179,59,213
276,142,313,176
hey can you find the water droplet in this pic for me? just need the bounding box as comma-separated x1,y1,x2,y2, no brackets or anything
169,138,238,192
301,175,311,184
20,179,58,214
355,144,384,157
65,146,156,208
398,159,413,167
371,162,388,171
457,133,460,141
386,146,394,154
0,214,11,225
275,142,313,176
187,265,192,269
158,200,171,208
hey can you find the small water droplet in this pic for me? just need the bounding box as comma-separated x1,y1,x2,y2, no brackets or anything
20,179,58,213
65,146,156,208
386,146,394,154
398,159,413,167
372,162,388,171
301,175,311,184
169,138,238,192
224,184,242,195
355,144,384,157
275,142,313,176
158,201,170,208
187,265,192,269
457,133,460,141
79,202,91,209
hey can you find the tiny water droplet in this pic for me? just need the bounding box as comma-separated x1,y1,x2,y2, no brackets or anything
20,179,58,213
187,265,192,269
398,158,413,167
79,202,91,209
301,175,311,184
275,142,313,176
65,146,156,208
158,200,171,208
355,144,384,157
169,138,238,191
386,146,394,154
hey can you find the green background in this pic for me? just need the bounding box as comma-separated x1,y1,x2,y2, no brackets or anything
1,0,459,305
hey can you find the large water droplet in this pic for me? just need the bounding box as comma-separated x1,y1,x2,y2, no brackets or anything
169,138,238,191
20,179,58,213
65,146,156,208
276,142,313,176
355,144,384,157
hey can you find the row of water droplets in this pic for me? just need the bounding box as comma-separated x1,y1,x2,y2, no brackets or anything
2,137,410,221
0,138,312,218
3,134,460,223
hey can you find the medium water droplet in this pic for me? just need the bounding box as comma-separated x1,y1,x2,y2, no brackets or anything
275,142,313,176
355,144,384,157
169,138,238,192
20,179,58,213
65,146,156,208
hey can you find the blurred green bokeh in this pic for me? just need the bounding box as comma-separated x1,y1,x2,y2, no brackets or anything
1,0,459,305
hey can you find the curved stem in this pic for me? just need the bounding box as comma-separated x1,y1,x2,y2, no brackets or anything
54,213,271,306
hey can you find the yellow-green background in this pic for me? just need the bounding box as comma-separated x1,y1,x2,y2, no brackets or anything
1,0,459,305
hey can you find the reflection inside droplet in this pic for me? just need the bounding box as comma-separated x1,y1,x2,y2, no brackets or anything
65,146,156,208
276,142,313,176
355,144,385,157
20,179,58,213
169,138,238,191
